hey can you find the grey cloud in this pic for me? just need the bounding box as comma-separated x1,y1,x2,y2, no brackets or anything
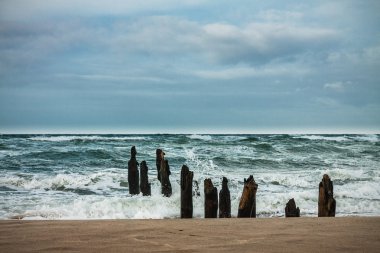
0,15,339,77
111,16,339,65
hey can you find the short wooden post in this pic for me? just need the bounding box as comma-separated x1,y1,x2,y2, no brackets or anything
160,151,172,197
238,175,258,218
140,161,151,196
181,165,193,218
285,198,300,217
318,174,336,217
204,178,218,218
219,177,231,218
128,146,140,195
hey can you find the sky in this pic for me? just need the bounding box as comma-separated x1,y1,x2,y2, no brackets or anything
0,0,379,134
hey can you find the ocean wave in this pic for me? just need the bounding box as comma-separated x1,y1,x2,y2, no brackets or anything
187,134,212,141
0,170,126,193
1,134,380,219
253,143,275,151
22,149,115,161
350,135,379,143
28,136,150,142
237,136,260,142
294,135,349,142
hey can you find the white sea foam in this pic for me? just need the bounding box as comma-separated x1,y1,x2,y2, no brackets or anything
29,136,149,142
188,134,212,141
295,135,349,142
350,135,379,143
0,150,26,158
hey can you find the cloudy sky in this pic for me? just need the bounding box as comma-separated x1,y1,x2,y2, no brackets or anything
0,0,379,133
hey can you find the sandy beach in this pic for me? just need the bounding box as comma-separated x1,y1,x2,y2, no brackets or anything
1,217,379,252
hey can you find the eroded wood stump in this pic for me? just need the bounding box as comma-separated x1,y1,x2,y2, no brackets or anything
318,174,336,217
160,151,172,197
140,161,151,196
285,198,300,217
128,146,140,195
181,165,193,218
238,175,258,218
204,178,218,218
219,177,231,218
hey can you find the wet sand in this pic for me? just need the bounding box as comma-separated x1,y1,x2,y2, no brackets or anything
1,217,379,252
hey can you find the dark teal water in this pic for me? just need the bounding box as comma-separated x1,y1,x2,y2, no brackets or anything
0,134,379,219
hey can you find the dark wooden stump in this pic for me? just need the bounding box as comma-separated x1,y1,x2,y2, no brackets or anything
181,165,193,218
140,161,151,196
285,198,300,217
156,149,163,182
238,175,258,218
128,146,140,195
219,177,231,218
204,178,218,218
318,174,336,217
160,151,172,197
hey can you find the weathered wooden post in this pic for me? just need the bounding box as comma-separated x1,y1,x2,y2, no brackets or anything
140,161,151,196
204,178,218,218
238,175,258,218
156,149,163,182
318,174,336,217
128,146,140,195
219,177,231,218
160,151,172,197
181,165,193,218
285,198,300,217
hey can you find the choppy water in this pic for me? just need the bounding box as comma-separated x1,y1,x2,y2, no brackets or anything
0,134,379,219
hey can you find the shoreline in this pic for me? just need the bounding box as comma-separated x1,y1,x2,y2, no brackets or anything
1,217,379,252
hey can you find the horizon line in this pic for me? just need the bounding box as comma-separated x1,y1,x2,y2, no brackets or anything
1,129,379,135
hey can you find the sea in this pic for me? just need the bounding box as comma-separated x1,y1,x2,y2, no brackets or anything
0,134,379,219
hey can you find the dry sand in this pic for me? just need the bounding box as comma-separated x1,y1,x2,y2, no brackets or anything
1,217,379,252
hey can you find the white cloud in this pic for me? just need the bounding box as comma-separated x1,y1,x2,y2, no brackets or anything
324,82,345,92
194,64,311,80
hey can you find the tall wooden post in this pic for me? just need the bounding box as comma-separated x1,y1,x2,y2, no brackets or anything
160,151,172,197
204,178,218,218
219,177,231,218
128,146,140,195
238,175,258,218
181,165,193,218
318,174,336,217
140,161,151,196
156,149,162,182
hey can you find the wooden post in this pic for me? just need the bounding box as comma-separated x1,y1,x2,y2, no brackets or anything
219,177,231,218
285,198,300,217
156,149,162,182
204,178,218,218
128,146,140,195
140,161,151,196
181,165,193,218
160,151,172,197
238,175,258,218
318,174,336,217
